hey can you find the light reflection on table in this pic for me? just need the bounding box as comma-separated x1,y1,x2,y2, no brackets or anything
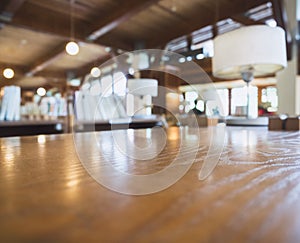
0,126,299,242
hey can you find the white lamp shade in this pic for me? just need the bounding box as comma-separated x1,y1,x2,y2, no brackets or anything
212,25,287,79
127,78,158,97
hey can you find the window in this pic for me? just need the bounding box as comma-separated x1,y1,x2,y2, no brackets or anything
101,75,113,97
231,86,258,117
185,91,198,113
205,89,228,117
113,72,127,96
196,100,205,112
261,87,278,112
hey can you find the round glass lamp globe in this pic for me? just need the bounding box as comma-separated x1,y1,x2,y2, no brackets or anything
90,67,101,77
37,87,46,96
66,41,79,56
3,68,14,79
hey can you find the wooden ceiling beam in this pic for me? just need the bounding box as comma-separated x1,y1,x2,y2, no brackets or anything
10,1,90,43
0,61,27,80
0,0,10,13
86,0,160,41
231,14,265,25
6,0,159,79
156,3,190,24
35,70,67,80
0,0,25,22
8,2,136,51
147,0,269,48
93,34,134,51
73,55,112,78
0,60,67,81
25,42,67,77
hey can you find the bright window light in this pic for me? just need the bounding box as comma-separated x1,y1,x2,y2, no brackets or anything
90,81,101,96
185,91,198,110
101,75,113,97
113,72,127,96
231,86,257,116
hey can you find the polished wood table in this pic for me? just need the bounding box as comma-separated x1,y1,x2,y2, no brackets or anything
0,126,300,242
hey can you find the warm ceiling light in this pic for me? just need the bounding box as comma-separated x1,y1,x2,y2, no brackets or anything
65,41,79,56
3,68,14,79
90,67,101,77
37,87,46,96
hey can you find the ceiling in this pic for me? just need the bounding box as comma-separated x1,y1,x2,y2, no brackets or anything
0,0,290,90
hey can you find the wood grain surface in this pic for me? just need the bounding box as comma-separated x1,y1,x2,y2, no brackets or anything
0,126,300,242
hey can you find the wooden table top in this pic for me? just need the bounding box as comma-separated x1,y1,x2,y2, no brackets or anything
0,126,300,242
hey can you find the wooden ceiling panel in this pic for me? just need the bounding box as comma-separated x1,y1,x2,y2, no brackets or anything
85,0,160,42
113,0,217,48
27,0,118,23
44,43,108,71
0,25,63,65
0,0,277,89
111,5,191,46
15,76,48,88
12,1,90,39
147,0,269,48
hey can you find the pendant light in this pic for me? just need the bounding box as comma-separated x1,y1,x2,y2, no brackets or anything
212,25,287,125
90,66,101,78
66,0,79,56
3,68,14,79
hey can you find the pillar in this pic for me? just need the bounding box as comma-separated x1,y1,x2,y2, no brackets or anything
276,0,299,115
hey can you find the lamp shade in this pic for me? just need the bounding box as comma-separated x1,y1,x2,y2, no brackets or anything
212,25,287,79
127,78,158,97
